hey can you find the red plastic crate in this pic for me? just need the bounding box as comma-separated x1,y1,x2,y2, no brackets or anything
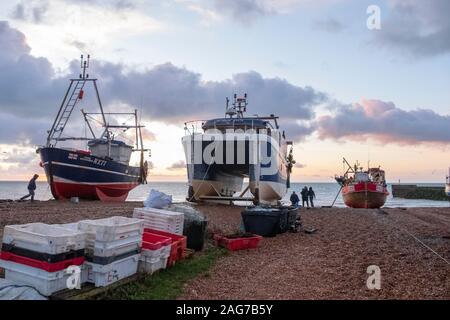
144,228,187,260
167,241,179,267
0,251,84,272
214,234,262,251
142,232,172,251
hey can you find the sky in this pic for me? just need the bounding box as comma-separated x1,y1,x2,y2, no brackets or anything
0,0,449,183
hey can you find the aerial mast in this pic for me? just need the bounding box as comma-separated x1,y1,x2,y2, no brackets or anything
225,93,248,118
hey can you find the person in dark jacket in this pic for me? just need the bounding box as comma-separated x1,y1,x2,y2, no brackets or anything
20,174,39,202
290,191,300,207
301,186,309,208
308,187,316,208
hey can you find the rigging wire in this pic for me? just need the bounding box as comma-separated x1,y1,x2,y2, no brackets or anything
378,211,450,266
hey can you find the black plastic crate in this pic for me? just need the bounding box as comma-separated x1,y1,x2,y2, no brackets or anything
183,219,208,251
85,249,141,265
241,207,287,237
1,243,84,263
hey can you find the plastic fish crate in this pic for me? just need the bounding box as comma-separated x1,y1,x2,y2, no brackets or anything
3,223,85,255
0,251,84,272
214,234,262,251
78,217,143,242
133,207,184,221
84,254,140,287
133,208,184,235
144,228,186,259
1,243,84,263
0,259,84,296
84,234,142,258
85,249,141,265
138,256,168,274
141,233,172,262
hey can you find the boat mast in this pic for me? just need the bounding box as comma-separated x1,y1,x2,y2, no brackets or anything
46,54,104,147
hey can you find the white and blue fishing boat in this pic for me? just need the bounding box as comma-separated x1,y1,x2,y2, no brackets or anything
182,94,294,205
37,56,149,202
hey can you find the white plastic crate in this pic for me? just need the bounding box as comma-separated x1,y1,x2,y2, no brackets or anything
84,254,140,287
85,235,142,258
78,217,143,242
54,222,80,231
138,256,168,274
133,207,184,221
2,223,86,255
0,259,85,296
140,221,182,235
133,208,184,235
141,245,171,263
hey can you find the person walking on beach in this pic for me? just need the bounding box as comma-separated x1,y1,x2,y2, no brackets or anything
20,174,39,202
290,191,300,207
301,186,309,208
308,187,316,208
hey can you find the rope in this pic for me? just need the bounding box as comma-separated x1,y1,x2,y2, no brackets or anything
187,158,214,203
377,210,450,266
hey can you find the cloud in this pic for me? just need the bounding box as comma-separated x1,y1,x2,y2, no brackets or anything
167,160,186,170
10,1,49,24
313,16,344,33
0,113,51,145
294,163,306,168
0,21,66,118
375,0,450,57
179,0,339,25
0,21,325,146
64,0,137,10
1,148,37,165
316,99,450,145
178,1,222,26
90,62,326,123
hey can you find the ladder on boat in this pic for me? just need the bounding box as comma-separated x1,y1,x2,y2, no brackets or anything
47,79,86,146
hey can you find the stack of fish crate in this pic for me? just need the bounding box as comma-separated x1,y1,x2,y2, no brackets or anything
133,207,184,235
144,228,187,267
0,223,85,296
133,208,187,267
77,216,143,287
139,231,172,274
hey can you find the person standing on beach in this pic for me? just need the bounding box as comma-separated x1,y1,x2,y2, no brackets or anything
290,191,300,207
301,187,309,208
308,187,316,208
20,174,39,202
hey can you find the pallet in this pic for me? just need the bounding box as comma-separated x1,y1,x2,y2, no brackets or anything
50,274,143,300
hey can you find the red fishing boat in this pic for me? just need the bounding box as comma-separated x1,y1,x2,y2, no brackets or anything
335,158,389,209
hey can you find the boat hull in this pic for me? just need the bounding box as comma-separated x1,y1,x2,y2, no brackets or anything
38,147,141,202
342,183,388,209
182,133,288,204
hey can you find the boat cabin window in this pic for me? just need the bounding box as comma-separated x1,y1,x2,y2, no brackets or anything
88,140,133,165
354,172,369,182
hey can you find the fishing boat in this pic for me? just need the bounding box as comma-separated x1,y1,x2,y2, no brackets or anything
37,55,149,202
182,94,295,205
335,158,389,209
446,168,450,199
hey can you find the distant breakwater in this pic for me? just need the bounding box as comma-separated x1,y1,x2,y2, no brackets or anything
391,184,449,201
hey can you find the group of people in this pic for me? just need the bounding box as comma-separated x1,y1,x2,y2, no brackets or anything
290,186,316,208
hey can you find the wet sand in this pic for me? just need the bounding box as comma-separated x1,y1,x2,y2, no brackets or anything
0,201,449,299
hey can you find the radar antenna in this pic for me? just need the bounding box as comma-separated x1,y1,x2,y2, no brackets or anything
225,93,247,118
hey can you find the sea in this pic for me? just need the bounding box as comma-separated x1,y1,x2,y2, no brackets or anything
0,181,448,208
